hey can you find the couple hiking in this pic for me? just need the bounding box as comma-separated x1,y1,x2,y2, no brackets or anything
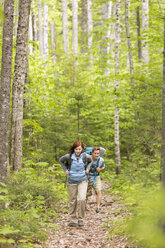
59,141,105,228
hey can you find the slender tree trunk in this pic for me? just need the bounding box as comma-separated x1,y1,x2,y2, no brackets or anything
81,0,87,53
161,17,165,187
38,0,43,56
141,0,149,65
125,0,134,88
101,1,112,76
50,22,57,62
72,0,78,56
62,0,69,53
43,4,49,55
110,3,116,59
87,0,93,61
10,0,31,171
136,7,142,61
114,0,121,174
0,0,14,183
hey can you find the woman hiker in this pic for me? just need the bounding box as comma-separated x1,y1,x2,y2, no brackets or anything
59,141,92,227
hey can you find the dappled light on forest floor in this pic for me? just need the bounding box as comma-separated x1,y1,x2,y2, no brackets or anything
36,183,134,248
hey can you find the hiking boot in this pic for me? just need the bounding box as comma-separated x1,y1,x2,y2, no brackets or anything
96,208,101,213
69,222,77,227
78,220,84,227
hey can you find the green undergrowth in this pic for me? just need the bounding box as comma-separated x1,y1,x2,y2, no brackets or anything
103,159,164,248
0,163,68,248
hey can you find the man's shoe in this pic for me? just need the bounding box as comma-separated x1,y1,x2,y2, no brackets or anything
96,208,101,213
78,220,84,227
69,222,77,227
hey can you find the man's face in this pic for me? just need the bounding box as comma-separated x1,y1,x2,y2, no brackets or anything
92,150,100,160
74,146,83,156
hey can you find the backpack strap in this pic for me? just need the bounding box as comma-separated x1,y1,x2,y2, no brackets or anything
93,157,100,186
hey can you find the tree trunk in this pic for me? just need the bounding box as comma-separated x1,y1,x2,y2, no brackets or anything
161,17,165,187
125,0,134,88
81,0,88,53
43,4,49,55
10,0,31,171
141,0,149,65
62,0,69,53
50,22,57,62
87,0,93,61
0,0,14,183
101,1,112,76
72,0,78,56
136,7,142,61
110,3,116,59
38,0,43,56
114,0,121,174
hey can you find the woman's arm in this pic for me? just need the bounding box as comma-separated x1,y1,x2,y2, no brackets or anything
59,154,70,172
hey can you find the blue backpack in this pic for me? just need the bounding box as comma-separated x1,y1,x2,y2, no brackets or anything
85,147,93,155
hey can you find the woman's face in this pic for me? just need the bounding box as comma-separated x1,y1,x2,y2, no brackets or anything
74,146,83,156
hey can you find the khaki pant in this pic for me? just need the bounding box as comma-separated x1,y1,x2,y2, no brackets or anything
67,180,88,223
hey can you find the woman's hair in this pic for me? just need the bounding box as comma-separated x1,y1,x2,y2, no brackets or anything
69,141,85,154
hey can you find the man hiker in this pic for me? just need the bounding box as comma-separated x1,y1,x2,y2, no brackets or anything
86,147,105,213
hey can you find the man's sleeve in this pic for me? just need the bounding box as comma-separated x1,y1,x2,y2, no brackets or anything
100,147,106,156
99,158,105,169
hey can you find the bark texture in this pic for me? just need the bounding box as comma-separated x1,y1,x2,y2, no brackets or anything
10,0,31,171
0,0,14,183
114,0,121,174
141,0,149,64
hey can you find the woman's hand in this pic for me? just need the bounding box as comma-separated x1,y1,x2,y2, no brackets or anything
65,170,69,175
86,169,89,174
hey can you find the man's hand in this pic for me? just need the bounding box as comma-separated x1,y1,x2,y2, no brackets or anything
65,170,69,175
86,169,89,174
96,167,102,173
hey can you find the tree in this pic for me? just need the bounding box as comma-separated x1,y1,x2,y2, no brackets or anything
0,0,14,183
62,0,69,53
87,0,93,61
81,0,88,53
101,1,112,77
38,0,43,55
141,0,149,64
43,4,49,55
10,0,31,171
72,0,78,56
125,0,134,88
114,0,121,174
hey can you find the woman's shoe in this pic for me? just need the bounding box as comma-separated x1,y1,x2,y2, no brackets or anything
69,222,77,227
78,220,84,227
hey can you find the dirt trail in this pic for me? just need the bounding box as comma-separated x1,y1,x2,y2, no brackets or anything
36,182,132,248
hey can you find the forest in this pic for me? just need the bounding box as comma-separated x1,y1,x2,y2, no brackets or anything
0,0,165,247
